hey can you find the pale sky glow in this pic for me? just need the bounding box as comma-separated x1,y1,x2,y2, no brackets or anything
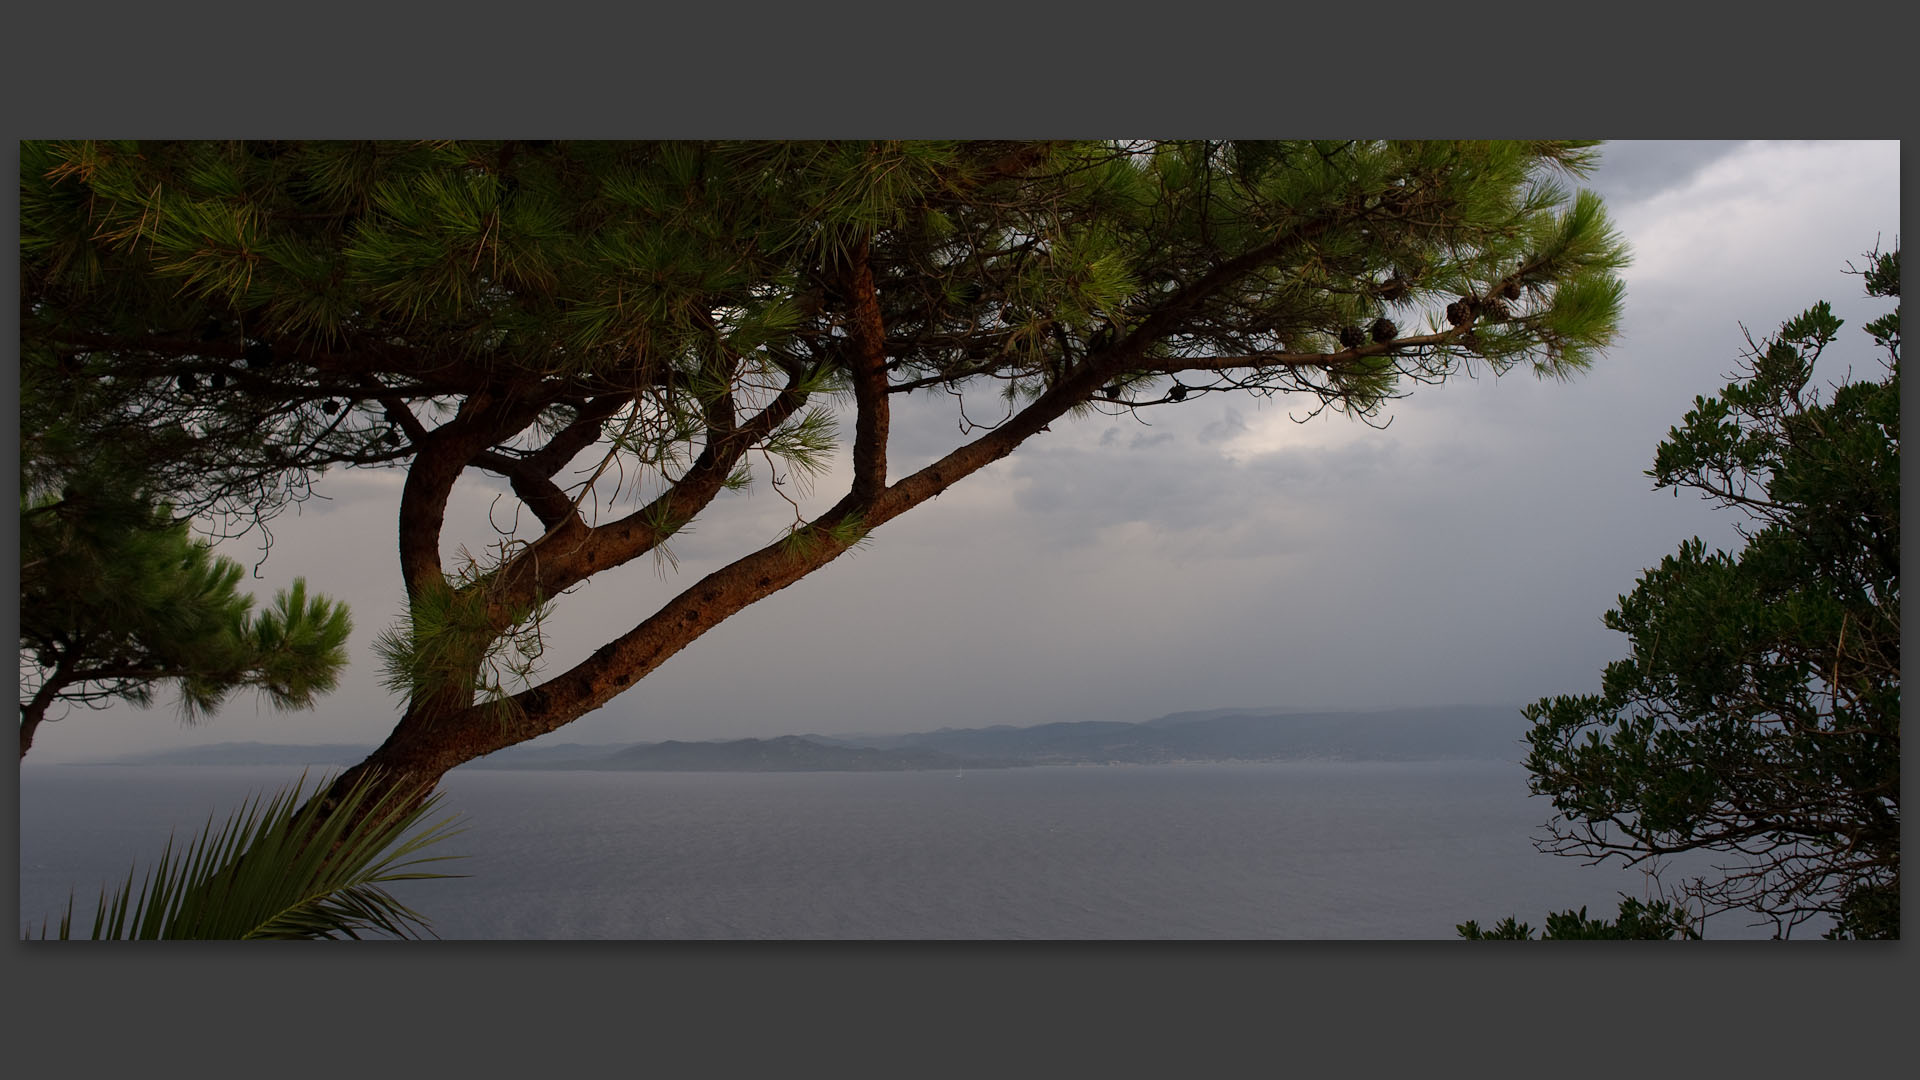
22,140,1902,763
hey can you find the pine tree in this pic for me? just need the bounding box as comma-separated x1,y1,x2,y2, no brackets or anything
21,282,354,759
20,140,1632,806
1518,247,1899,938
19,476,353,758
1457,897,1701,940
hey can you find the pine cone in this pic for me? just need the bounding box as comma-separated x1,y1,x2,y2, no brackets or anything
1377,276,1409,303
178,373,198,393
1167,383,1189,402
1339,325,1365,349
243,340,274,368
1370,317,1398,343
1445,301,1469,327
1482,297,1510,321
1502,280,1522,301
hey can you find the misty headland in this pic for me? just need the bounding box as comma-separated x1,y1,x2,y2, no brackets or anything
66,704,1533,772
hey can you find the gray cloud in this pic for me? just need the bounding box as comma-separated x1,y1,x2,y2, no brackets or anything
1585,140,1750,206
1196,407,1249,446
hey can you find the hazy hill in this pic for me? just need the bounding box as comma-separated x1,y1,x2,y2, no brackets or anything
78,705,1531,769
587,735,1005,772
76,742,376,766
464,742,632,768
828,705,1531,765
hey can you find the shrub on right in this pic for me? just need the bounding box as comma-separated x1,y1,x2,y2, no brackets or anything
1478,244,1900,940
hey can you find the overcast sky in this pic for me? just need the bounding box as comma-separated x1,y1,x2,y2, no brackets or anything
23,140,1903,763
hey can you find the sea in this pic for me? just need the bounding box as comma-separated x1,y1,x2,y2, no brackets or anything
18,760,1800,940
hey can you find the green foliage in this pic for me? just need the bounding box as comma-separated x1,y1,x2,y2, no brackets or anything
371,565,553,718
28,769,464,940
19,475,353,756
21,141,1627,463
1826,879,1899,941
759,406,841,495
1458,897,1701,940
1520,245,1900,938
773,513,872,562
19,226,355,756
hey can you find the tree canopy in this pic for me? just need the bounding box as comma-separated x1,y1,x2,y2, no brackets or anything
1458,897,1700,940
19,299,354,758
20,140,1631,803
1517,247,1899,939
18,475,353,758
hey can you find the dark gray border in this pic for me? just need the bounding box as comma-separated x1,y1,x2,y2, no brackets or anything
7,6,1910,1074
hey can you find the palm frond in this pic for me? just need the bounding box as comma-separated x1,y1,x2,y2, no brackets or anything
29,769,465,940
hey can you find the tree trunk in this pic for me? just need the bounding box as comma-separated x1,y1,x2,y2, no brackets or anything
20,700,49,759
19,657,73,759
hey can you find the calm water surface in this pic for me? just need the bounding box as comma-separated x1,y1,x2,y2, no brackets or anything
19,761,1786,939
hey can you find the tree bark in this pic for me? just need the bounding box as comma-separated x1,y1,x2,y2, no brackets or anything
20,700,49,760
19,653,76,759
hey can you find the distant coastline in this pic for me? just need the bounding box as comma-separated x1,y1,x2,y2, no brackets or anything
60,705,1532,771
